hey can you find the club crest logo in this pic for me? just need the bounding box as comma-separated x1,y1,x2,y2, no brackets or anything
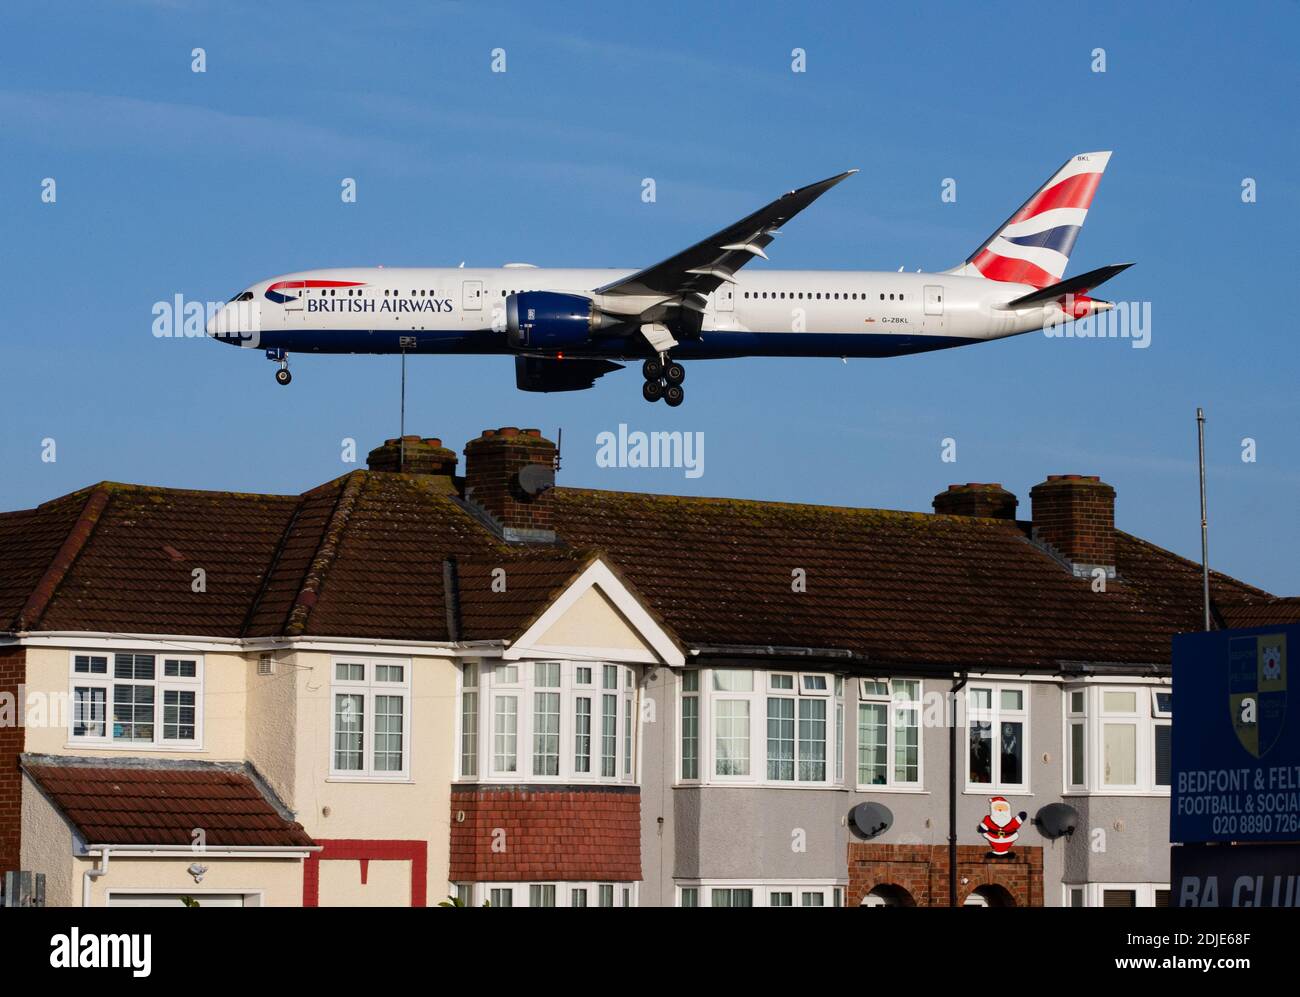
1229,634,1287,758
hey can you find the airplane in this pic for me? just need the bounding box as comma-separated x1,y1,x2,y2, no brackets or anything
207,152,1129,406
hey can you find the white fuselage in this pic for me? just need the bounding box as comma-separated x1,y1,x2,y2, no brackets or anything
208,265,1069,360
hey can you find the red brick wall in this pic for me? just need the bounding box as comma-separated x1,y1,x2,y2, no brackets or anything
1029,474,1116,566
848,843,1043,907
450,786,640,882
0,647,25,876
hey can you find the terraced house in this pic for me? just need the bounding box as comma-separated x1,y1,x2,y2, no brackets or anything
0,428,1289,907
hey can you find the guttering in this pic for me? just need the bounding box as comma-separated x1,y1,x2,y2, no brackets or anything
1056,660,1169,677
10,630,500,657
82,847,110,908
690,643,864,662
82,844,320,858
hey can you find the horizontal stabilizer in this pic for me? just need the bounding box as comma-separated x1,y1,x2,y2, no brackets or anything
515,355,623,393
1001,263,1133,308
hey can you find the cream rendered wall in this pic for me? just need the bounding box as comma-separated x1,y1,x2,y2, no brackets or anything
317,858,412,907
245,651,298,807
22,646,247,762
20,774,78,907
535,586,652,651
289,651,457,906
83,856,305,906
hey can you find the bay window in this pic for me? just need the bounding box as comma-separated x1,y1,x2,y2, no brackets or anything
679,667,845,786
456,881,637,907
457,660,638,785
330,656,410,780
678,881,844,907
857,679,922,789
966,682,1028,792
70,652,202,749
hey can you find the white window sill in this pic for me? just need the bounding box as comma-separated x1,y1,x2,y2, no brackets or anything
452,777,638,788
855,785,929,794
64,741,206,753
1062,789,1171,798
963,787,1030,796
675,781,849,791
325,776,414,785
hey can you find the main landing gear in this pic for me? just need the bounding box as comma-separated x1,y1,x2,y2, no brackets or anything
267,348,292,385
641,354,685,406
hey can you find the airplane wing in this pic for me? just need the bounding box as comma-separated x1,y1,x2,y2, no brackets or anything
515,355,623,393
595,171,858,306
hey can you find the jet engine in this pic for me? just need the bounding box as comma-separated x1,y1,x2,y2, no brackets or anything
506,291,621,350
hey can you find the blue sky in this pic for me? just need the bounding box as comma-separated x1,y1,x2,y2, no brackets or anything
2,0,1296,594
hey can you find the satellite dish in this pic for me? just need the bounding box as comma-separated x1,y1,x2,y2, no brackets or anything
517,463,555,497
1033,802,1079,839
848,801,893,840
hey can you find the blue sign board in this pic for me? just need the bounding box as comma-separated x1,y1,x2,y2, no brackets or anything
1171,624,1299,843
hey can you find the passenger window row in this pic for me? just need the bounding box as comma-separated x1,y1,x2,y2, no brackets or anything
742,291,907,301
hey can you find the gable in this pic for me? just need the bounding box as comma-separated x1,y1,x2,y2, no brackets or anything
535,585,651,654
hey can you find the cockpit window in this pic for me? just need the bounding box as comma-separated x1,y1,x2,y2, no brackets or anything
228,290,255,302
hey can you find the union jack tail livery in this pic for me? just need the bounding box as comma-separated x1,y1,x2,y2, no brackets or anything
950,151,1112,289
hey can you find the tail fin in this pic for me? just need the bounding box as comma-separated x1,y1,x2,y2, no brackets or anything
950,152,1112,288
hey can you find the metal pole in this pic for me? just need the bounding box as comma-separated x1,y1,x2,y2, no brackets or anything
1197,407,1210,630
400,352,407,469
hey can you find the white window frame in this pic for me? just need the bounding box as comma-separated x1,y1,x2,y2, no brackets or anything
329,655,412,781
1077,882,1172,907
965,681,1030,793
68,651,204,750
676,879,846,907
455,660,639,786
856,678,923,791
1064,684,1172,796
455,881,638,907
679,668,845,788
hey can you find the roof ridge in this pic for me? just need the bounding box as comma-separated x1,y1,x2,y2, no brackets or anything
16,485,112,630
284,471,367,636
238,491,312,639
553,485,1017,525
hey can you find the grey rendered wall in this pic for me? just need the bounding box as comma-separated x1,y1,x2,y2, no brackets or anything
638,668,1171,906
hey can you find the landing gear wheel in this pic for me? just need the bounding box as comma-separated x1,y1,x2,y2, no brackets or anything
642,358,664,381
664,361,685,385
275,368,292,386
664,384,685,407
642,379,664,403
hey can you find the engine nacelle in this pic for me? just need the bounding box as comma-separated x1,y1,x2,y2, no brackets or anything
506,291,618,350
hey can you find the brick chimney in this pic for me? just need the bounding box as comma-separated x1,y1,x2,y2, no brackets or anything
366,436,458,476
932,483,1018,520
463,427,557,542
1029,474,1117,577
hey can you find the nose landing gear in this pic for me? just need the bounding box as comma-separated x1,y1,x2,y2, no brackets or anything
641,354,685,406
267,348,292,385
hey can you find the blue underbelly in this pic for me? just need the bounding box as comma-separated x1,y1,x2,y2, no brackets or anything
248,328,979,359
